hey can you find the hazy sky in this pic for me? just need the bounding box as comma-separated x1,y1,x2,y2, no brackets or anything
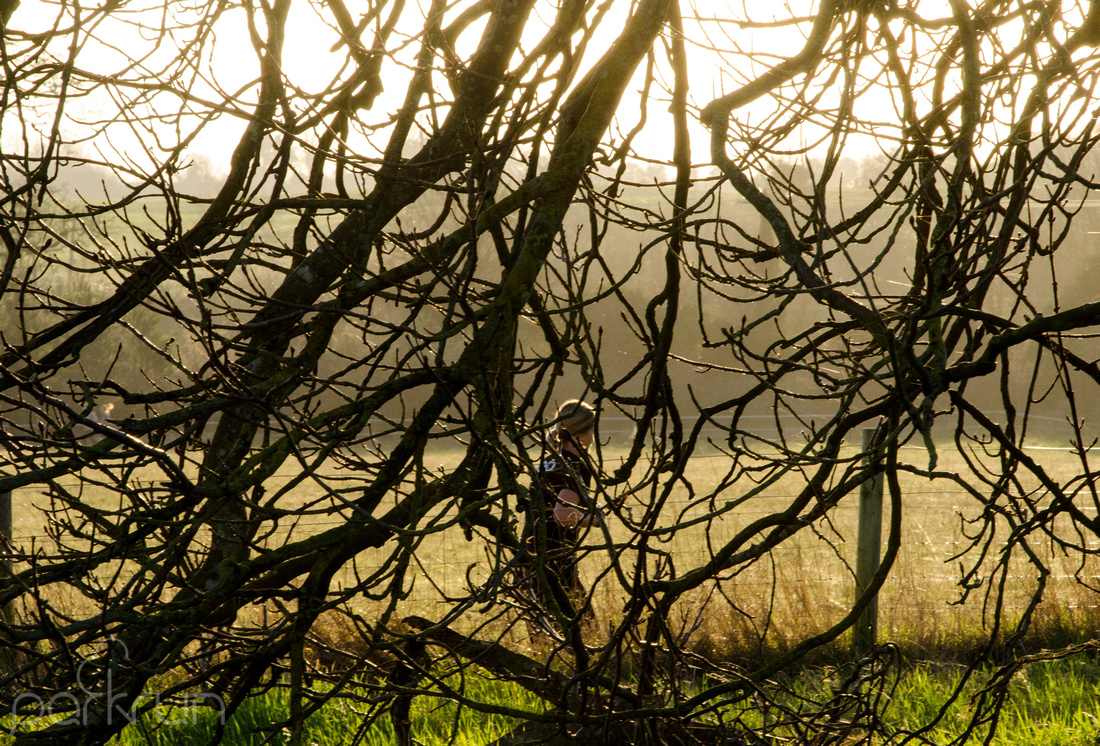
5,1,848,170
7,0,1061,177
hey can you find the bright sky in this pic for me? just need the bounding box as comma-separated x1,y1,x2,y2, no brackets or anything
7,0,1080,179
5,0,833,174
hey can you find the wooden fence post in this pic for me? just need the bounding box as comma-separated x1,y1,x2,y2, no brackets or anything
0,489,13,626
0,489,10,572
853,428,884,659
0,489,17,678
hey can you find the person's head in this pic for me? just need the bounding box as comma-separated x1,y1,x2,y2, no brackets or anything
552,399,596,450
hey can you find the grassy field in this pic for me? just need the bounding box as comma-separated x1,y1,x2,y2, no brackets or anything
106,656,1100,745
7,657,1100,744
8,435,1100,660
887,657,1100,745
6,436,1100,743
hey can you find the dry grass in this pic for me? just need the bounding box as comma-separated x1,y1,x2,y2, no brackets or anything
9,437,1100,666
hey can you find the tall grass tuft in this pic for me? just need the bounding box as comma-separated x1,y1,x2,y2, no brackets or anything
887,657,1100,745
101,670,544,745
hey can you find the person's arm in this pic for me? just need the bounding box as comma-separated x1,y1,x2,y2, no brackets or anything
553,488,598,527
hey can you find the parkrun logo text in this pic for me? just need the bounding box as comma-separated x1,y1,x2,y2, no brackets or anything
9,640,226,736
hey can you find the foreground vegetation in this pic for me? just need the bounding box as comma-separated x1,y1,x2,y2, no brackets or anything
6,654,1100,745
888,656,1100,746
7,443,1100,744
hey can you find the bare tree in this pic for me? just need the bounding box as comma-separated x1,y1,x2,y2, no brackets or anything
5,0,1100,743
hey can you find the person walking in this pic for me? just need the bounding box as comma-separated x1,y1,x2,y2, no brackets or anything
522,399,602,618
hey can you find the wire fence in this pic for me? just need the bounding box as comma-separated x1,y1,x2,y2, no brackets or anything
5,439,1100,637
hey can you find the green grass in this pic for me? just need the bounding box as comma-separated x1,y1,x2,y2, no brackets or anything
703,656,1100,745
887,657,1100,745
113,675,544,745
5,657,1100,744
115,687,392,746
2,671,545,745
130,657,1100,745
